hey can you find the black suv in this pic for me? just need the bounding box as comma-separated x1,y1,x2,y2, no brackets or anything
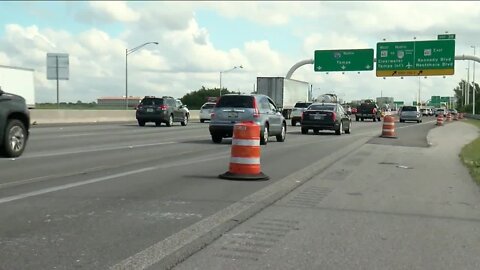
136,96,189,127
0,88,30,157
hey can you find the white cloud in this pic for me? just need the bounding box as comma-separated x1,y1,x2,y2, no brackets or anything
88,1,140,23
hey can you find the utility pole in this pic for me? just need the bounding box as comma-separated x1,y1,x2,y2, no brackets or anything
472,45,476,114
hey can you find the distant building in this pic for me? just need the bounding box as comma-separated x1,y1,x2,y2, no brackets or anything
376,97,394,109
97,96,142,108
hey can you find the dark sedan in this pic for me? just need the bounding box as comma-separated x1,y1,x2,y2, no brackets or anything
300,103,351,135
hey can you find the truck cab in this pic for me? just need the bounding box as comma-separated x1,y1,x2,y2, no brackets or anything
355,100,382,122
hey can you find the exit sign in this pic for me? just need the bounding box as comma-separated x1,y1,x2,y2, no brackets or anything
438,34,456,40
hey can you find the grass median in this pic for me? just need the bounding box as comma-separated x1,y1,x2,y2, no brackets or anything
460,118,480,185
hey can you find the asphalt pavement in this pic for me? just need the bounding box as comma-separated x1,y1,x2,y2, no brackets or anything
174,119,480,270
1,118,392,270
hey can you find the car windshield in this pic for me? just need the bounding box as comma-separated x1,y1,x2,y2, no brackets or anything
141,98,163,105
402,106,417,111
294,102,312,108
202,103,215,109
215,96,254,108
308,105,335,111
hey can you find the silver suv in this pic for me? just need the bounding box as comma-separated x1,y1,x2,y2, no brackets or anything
209,94,287,145
399,105,422,123
290,101,312,126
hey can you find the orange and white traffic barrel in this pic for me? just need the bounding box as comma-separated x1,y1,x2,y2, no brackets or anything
381,115,396,138
436,114,444,126
459,113,464,119
446,113,452,122
219,121,269,180
453,113,458,121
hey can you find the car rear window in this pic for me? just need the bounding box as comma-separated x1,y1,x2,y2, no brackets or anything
308,105,335,111
402,106,417,111
216,96,254,108
202,103,215,109
141,98,163,105
294,102,312,108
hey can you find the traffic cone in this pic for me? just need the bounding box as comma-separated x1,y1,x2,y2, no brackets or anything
436,114,444,126
219,121,269,180
381,115,396,138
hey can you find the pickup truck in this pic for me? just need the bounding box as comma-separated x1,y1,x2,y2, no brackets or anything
0,88,30,157
355,102,381,122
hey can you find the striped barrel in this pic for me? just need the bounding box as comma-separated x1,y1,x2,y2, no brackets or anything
381,115,396,138
219,121,269,180
446,113,452,122
436,114,444,126
453,113,458,121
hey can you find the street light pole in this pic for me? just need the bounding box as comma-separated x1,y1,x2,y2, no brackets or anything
472,45,476,114
125,41,159,110
219,65,243,96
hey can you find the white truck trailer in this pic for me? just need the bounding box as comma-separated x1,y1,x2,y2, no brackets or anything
0,65,35,108
256,77,310,118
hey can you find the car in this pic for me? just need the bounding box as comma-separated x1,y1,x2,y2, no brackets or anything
199,102,216,123
0,88,30,157
356,101,382,122
290,101,312,126
176,99,190,119
427,108,434,116
399,105,422,123
351,107,358,114
300,102,351,135
448,109,458,115
342,105,352,115
420,108,428,116
209,94,287,145
435,108,447,117
135,96,189,127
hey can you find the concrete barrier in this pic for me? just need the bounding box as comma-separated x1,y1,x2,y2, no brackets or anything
30,110,200,125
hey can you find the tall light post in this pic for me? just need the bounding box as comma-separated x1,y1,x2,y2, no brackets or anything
125,42,159,109
472,45,476,114
219,65,243,96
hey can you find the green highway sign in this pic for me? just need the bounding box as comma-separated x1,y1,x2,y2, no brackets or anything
438,34,455,40
376,39,455,77
314,49,374,72
393,101,404,105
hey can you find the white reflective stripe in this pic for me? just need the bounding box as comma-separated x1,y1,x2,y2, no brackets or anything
230,157,260,165
232,139,260,146
382,129,394,132
383,122,395,126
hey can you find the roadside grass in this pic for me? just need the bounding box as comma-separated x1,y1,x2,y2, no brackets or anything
460,119,480,185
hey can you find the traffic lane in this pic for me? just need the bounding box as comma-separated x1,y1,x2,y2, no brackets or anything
0,124,379,270
368,117,437,147
26,123,209,153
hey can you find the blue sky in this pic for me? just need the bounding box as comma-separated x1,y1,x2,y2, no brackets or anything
0,1,478,103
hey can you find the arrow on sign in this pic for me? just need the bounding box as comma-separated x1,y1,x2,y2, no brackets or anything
365,65,371,69
341,65,346,70
316,66,322,70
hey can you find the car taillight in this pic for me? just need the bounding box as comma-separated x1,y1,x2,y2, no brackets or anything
372,108,377,113
159,105,168,111
136,105,142,110
332,112,337,121
253,98,260,118
301,112,305,121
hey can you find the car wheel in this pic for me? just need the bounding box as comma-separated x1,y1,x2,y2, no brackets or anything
378,117,381,121
345,121,351,134
155,122,161,127
291,120,296,126
211,134,222,144
400,119,404,123
373,117,376,122
260,125,269,145
276,123,286,142
2,119,27,158
181,115,188,126
166,114,173,127
361,118,364,122
301,127,308,134
355,117,359,122
335,122,342,135
313,129,320,134
138,120,145,126
200,119,205,123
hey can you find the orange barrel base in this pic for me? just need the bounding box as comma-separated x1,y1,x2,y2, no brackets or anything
381,115,397,138
436,116,444,126
219,171,269,180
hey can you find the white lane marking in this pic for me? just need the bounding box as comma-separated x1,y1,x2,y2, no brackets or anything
20,141,177,159
0,152,229,205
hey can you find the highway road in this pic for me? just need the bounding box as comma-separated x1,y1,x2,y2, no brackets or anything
0,117,438,270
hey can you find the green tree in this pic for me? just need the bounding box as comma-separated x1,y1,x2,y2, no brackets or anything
454,80,479,113
180,86,237,109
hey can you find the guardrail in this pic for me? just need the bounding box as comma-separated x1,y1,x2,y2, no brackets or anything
464,113,480,120
30,110,200,125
